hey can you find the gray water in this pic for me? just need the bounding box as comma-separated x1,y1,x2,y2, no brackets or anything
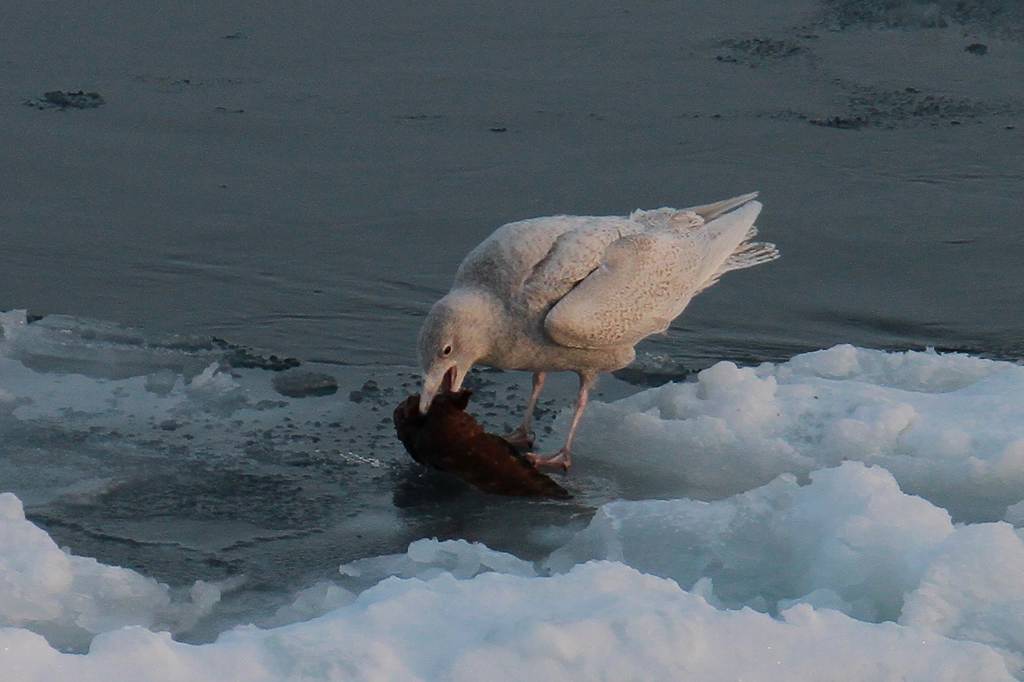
1,0,1022,640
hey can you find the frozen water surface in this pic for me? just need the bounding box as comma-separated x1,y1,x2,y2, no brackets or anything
0,311,624,639
2,563,1015,682
2,309,1024,679
566,343,1024,518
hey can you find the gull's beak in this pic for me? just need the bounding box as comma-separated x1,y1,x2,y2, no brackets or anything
419,365,458,415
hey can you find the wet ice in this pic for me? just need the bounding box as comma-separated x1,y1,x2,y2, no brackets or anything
3,310,1024,679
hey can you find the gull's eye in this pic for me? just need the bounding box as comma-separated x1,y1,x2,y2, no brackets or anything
442,345,452,356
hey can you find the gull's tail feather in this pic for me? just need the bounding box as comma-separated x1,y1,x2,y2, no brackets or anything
685,191,759,222
701,200,763,264
720,239,780,274
696,239,779,293
716,221,780,273
694,199,778,293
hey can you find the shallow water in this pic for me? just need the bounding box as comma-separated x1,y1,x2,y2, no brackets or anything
1,0,1023,646
0,311,641,641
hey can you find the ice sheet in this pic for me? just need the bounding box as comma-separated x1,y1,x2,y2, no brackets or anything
1,561,1013,682
3,312,1024,678
561,344,1024,519
547,461,1024,667
0,493,229,652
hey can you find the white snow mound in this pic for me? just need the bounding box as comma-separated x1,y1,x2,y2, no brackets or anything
0,493,226,651
565,344,1024,519
338,538,536,588
1,562,1013,682
547,462,1024,668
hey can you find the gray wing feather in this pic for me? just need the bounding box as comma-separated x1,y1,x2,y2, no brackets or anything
454,216,634,300
544,229,704,349
453,194,773,351
544,198,769,349
519,219,640,308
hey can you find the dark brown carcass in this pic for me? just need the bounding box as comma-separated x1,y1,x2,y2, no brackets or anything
393,390,570,499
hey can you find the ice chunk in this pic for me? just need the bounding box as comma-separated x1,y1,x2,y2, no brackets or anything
0,485,1020,680
261,581,355,628
785,344,1004,392
185,362,247,414
1005,499,1024,525
404,538,536,577
901,523,1024,656
0,562,1011,682
546,463,1024,667
562,345,1024,519
777,587,852,614
338,538,536,590
0,493,223,651
547,463,952,622
0,309,28,341
188,363,237,394
271,370,338,398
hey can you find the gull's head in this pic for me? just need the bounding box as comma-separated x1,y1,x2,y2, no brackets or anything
417,289,497,414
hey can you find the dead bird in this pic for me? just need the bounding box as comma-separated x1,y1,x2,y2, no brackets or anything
393,390,570,499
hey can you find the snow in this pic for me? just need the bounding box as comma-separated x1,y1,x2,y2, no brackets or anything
547,463,951,621
3,465,1024,679
547,462,1024,669
1,562,1014,682
561,344,1024,520
337,538,536,591
901,522,1024,656
3,311,1024,680
260,581,355,629
0,493,228,652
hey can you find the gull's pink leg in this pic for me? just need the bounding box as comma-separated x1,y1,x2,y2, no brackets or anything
528,371,597,472
506,372,546,449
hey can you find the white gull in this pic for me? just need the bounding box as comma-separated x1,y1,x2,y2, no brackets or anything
417,192,778,470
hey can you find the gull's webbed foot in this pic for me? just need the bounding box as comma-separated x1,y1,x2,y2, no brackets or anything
526,448,572,472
